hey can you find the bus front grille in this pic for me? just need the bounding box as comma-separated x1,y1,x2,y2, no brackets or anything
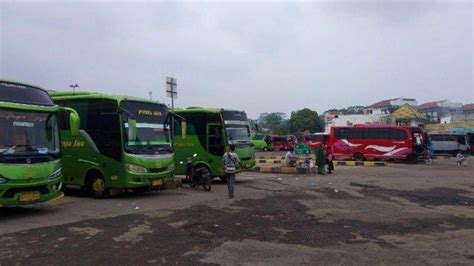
149,167,168,173
3,185,49,198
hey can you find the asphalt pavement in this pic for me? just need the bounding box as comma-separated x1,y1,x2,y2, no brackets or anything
1,159,473,265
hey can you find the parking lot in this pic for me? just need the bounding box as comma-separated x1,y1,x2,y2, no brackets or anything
1,159,473,265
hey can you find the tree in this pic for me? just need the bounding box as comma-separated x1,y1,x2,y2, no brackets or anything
288,108,325,133
257,112,288,133
324,105,365,115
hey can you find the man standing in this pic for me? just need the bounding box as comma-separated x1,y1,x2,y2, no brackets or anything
223,144,240,199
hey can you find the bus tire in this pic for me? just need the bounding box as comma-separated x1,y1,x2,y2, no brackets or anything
406,154,417,164
89,174,108,199
353,153,364,162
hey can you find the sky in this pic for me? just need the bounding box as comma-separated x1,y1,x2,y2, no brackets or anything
1,0,473,118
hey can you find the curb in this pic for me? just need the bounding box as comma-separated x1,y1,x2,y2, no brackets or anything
432,156,451,160
253,166,316,174
335,161,387,167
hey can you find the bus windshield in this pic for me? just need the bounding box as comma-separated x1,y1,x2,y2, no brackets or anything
226,124,251,144
0,109,60,158
120,101,171,154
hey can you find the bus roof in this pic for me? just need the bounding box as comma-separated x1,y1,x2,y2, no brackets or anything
0,78,42,89
174,107,245,114
428,132,467,136
48,91,164,105
0,79,59,111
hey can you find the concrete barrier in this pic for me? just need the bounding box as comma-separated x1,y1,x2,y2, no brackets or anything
336,161,387,167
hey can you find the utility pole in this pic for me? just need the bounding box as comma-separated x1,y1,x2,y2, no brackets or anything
148,91,153,101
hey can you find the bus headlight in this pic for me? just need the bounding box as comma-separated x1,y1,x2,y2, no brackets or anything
126,164,148,173
49,168,62,180
0,176,9,184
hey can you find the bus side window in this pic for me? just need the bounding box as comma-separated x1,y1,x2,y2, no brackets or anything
391,129,406,140
335,128,349,139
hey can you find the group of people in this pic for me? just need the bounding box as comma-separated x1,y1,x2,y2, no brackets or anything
285,144,335,175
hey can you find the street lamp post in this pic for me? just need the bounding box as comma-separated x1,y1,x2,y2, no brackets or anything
69,84,79,91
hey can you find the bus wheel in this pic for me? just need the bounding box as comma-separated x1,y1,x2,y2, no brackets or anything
353,153,364,162
406,154,417,164
90,175,108,199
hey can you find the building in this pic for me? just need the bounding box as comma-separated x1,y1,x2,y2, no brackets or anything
324,113,390,133
463,103,474,114
364,98,417,115
390,104,427,126
417,100,463,123
440,113,474,124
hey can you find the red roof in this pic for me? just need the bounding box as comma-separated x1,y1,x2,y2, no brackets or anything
464,103,474,112
367,98,399,108
417,100,444,110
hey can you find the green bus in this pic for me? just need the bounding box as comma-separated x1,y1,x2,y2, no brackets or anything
251,133,273,151
0,80,79,207
49,91,185,198
173,107,256,180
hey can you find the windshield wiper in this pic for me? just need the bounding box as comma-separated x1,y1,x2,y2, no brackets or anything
0,145,16,154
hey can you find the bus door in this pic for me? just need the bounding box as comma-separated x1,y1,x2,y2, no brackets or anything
207,123,225,159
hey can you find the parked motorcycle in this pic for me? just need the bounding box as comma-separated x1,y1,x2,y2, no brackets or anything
180,154,211,191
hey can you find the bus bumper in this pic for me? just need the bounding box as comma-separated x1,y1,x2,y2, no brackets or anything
0,179,64,207
124,169,175,189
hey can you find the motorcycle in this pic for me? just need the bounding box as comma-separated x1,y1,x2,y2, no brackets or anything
180,154,211,191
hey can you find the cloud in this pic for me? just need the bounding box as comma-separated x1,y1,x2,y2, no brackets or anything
1,0,472,118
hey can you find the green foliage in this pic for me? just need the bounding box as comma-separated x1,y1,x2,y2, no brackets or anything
325,105,365,115
257,112,289,134
288,108,325,133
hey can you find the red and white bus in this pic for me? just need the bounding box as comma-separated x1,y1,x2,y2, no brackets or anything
302,133,329,150
328,125,424,163
272,135,297,151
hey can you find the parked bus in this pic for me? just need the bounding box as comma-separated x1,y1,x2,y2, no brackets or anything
302,133,329,150
428,132,470,156
449,128,474,155
328,125,422,163
50,91,185,198
251,133,273,151
173,107,256,181
0,80,79,206
272,135,297,151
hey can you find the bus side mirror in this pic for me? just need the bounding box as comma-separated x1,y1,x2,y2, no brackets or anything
69,111,80,137
181,122,187,140
128,118,137,141
61,107,80,137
